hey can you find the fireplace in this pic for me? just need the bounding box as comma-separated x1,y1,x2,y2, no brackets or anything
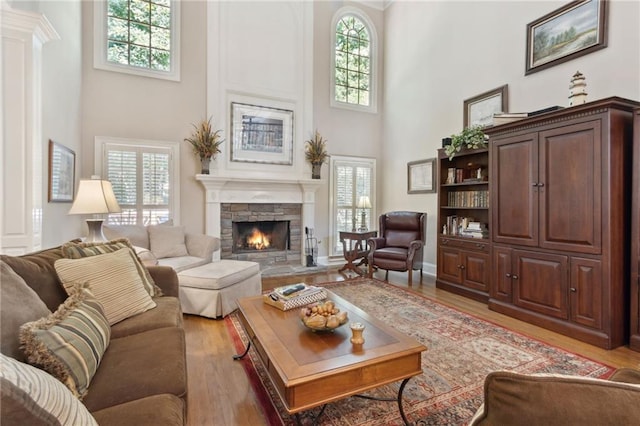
221,203,301,266
233,220,290,253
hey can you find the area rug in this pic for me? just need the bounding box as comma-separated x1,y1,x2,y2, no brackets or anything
225,278,614,425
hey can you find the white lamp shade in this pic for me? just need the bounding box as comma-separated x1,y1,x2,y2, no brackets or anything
357,196,372,209
68,179,121,215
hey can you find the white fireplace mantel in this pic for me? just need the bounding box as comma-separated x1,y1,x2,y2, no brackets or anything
196,175,323,263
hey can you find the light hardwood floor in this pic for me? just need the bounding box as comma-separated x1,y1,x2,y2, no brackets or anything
184,268,640,426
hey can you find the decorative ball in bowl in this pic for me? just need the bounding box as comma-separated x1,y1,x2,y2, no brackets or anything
299,300,349,332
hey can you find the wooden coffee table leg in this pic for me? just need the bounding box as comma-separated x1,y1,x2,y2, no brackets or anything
232,341,251,360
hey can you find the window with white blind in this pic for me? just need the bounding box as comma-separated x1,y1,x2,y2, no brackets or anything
94,137,180,225
329,156,376,256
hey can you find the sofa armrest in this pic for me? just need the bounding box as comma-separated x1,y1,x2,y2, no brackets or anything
185,233,219,261
470,371,640,426
147,266,180,298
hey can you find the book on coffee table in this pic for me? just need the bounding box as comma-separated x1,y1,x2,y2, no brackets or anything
264,284,327,311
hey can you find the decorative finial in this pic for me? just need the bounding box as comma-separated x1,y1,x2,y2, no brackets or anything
568,71,587,106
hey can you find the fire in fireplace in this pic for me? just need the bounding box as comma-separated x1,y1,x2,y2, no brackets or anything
233,220,290,253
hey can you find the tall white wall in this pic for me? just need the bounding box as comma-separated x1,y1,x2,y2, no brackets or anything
312,1,384,255
81,1,208,235
383,0,640,268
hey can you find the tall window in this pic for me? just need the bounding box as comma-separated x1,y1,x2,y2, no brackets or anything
94,0,181,81
95,137,180,225
331,8,377,113
330,156,376,256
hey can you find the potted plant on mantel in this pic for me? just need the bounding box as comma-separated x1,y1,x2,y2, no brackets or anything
184,117,224,174
445,125,488,160
305,130,329,179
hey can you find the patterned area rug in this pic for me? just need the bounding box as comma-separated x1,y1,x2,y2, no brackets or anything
225,278,614,425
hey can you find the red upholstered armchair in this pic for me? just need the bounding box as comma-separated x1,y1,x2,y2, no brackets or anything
367,211,426,285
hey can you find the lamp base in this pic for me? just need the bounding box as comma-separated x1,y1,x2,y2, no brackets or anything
85,219,107,242
359,211,368,232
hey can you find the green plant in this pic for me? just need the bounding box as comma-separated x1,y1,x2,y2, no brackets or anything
445,125,488,160
184,117,224,160
305,130,329,164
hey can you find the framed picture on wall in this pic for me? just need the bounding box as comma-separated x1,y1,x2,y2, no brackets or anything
48,140,75,202
526,0,608,75
464,85,508,128
230,102,294,165
408,158,436,194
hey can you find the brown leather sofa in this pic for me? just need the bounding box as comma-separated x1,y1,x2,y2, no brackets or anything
469,369,640,425
367,211,426,285
1,244,187,425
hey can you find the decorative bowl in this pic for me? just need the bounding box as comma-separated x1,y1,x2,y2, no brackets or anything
299,300,349,332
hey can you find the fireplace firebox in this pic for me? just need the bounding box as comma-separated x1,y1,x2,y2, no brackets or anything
232,220,290,253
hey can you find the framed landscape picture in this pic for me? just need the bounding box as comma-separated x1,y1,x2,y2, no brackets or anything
464,85,508,128
230,102,294,165
48,140,75,202
526,0,608,75
407,158,436,194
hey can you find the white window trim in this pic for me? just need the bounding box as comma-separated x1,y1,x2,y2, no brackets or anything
93,0,181,81
328,155,377,257
330,6,378,114
94,136,181,224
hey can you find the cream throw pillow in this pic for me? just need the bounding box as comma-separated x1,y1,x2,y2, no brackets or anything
148,225,188,259
0,353,98,426
54,248,156,325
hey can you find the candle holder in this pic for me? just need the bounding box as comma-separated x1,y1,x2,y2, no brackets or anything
350,322,365,345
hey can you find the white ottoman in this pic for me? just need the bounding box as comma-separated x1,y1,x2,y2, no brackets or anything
177,260,262,318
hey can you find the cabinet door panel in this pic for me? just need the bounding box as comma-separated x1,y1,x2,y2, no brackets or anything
438,247,462,284
491,134,538,246
539,121,602,254
570,257,602,329
462,251,490,292
513,250,569,319
491,246,512,302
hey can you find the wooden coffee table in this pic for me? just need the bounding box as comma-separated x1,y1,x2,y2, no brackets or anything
234,290,427,424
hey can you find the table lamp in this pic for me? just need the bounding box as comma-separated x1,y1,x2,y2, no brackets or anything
357,195,372,231
68,178,121,242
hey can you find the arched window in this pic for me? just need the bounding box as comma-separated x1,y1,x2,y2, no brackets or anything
331,8,377,113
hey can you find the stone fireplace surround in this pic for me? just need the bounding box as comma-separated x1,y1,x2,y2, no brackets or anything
196,176,322,267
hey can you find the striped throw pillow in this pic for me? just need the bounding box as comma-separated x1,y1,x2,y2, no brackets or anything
54,248,157,325
19,283,110,399
62,238,162,297
0,353,98,425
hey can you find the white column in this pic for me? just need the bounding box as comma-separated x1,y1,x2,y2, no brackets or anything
1,5,59,254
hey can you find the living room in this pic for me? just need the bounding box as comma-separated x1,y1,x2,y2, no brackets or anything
2,0,640,425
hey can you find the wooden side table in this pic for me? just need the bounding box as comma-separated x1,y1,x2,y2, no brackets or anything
338,230,377,276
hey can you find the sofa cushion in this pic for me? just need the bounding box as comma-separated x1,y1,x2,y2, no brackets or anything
0,261,51,362
469,371,640,425
148,225,188,259
158,255,210,273
110,297,183,339
102,224,149,249
20,283,111,399
0,245,71,311
0,353,98,426
91,394,184,426
62,239,162,297
134,246,159,267
177,260,260,290
81,327,187,412
55,248,157,325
